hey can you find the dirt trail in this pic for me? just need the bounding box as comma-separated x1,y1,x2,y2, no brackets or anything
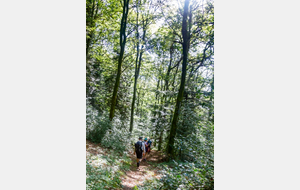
86,140,164,189
121,150,163,190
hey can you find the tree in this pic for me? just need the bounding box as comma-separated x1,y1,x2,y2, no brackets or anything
86,0,215,188
129,0,146,133
167,0,190,158
109,0,130,120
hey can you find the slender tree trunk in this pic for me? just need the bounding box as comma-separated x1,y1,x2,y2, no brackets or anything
129,12,147,132
158,129,163,151
209,74,214,122
157,81,164,151
171,62,179,91
86,0,95,64
155,78,164,148
167,0,190,158
86,0,99,65
153,79,160,147
140,99,143,119
165,43,173,92
129,2,140,132
109,0,129,121
136,88,140,115
158,43,173,151
169,63,178,124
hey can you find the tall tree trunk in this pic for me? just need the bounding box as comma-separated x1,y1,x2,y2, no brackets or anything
129,1,140,133
86,0,99,99
167,0,190,158
169,64,179,124
109,0,130,121
157,79,164,151
86,0,95,64
171,62,179,91
158,43,173,150
86,0,99,65
158,129,163,151
129,11,147,132
153,79,160,147
209,74,214,122
136,88,140,115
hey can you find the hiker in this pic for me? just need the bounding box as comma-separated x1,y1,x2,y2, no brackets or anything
143,138,148,161
134,137,145,170
147,138,152,154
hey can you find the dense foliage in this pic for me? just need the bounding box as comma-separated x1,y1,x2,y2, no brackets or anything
86,0,214,189
86,144,131,189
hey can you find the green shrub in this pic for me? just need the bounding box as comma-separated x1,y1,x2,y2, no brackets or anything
86,102,132,152
86,102,112,143
86,161,122,190
137,123,214,190
160,161,213,190
86,146,132,190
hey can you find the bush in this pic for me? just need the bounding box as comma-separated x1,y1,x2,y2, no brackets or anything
86,144,132,190
86,102,112,143
87,101,134,153
137,160,213,190
86,161,122,190
160,161,213,190
101,122,132,152
137,123,214,190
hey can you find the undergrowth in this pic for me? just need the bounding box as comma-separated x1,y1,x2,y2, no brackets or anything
136,160,213,190
86,146,131,190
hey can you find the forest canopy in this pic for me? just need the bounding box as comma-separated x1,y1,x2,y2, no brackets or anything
86,0,214,189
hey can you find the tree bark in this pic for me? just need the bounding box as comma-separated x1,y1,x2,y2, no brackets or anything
158,43,174,150
167,0,190,158
158,129,163,151
129,1,140,133
86,0,100,65
129,9,147,132
109,0,130,121
157,79,164,151
153,79,160,147
209,74,214,122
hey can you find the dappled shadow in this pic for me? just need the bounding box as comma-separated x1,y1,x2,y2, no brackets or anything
121,150,163,190
122,185,133,190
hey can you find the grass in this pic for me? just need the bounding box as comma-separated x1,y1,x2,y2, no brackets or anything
86,141,131,190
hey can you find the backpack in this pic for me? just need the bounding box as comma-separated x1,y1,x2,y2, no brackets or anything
135,141,143,154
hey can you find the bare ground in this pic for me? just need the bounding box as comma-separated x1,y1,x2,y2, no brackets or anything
121,149,164,190
86,140,164,190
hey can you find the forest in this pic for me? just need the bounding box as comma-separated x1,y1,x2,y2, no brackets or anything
86,0,214,189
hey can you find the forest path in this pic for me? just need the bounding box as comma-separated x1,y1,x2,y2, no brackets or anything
121,150,163,189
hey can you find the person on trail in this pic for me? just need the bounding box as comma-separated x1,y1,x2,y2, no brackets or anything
143,138,148,161
134,137,145,170
147,138,152,154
